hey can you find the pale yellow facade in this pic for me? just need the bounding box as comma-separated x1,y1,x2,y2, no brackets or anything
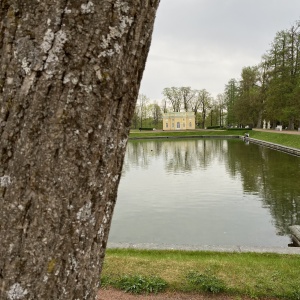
163,112,195,131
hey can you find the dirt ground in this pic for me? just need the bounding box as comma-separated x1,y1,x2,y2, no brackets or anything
97,288,278,300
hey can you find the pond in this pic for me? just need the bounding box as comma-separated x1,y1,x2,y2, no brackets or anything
108,138,300,248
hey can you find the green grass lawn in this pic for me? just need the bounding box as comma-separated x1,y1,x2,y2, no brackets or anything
102,248,300,299
250,131,300,149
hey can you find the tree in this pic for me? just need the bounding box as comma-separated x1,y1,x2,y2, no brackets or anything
180,87,196,112
137,94,150,128
255,61,269,128
0,1,160,299
149,101,162,126
223,19,300,129
234,66,261,127
131,105,140,129
265,30,293,127
190,90,202,115
196,89,212,129
163,87,195,112
224,79,239,126
264,21,300,129
161,98,168,113
190,90,202,127
216,93,225,127
163,87,183,112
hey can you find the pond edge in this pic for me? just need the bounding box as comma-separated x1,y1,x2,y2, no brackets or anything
244,137,300,157
129,134,300,157
107,242,300,255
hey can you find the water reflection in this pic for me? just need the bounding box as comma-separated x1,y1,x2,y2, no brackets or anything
122,139,228,173
110,139,300,247
225,142,300,236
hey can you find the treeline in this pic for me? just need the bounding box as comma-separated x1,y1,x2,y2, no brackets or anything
133,88,224,129
133,19,300,130
161,87,224,129
225,20,300,129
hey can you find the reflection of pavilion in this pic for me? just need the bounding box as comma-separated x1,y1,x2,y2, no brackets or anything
163,112,195,130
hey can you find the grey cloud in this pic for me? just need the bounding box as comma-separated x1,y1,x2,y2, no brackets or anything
140,0,300,99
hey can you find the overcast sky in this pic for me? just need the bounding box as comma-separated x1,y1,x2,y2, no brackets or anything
139,0,300,101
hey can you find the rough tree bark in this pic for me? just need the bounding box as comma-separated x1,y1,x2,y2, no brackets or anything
0,1,159,299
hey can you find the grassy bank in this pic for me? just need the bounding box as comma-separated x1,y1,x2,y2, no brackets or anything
102,248,300,299
129,129,300,149
250,131,300,149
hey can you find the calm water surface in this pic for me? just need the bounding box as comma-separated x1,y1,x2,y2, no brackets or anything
109,139,300,247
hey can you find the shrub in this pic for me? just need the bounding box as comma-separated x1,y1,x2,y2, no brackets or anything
139,127,153,131
100,275,113,288
186,271,226,294
206,126,223,129
102,274,167,294
227,127,252,131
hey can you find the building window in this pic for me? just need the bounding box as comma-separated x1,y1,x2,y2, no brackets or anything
177,122,180,128
166,123,168,128
172,123,174,128
189,122,192,127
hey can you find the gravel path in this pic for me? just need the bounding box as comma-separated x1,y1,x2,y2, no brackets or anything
252,128,300,135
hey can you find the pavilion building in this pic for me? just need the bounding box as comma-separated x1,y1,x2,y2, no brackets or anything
163,112,195,131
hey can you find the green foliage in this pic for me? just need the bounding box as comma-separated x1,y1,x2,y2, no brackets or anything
186,270,226,294
100,275,113,288
225,78,239,126
227,127,252,131
224,19,300,129
138,127,153,131
206,126,223,129
101,274,167,294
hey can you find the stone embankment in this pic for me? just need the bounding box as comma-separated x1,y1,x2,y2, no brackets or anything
242,136,300,157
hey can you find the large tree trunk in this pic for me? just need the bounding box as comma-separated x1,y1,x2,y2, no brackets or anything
0,1,159,299
256,110,263,128
288,117,295,130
